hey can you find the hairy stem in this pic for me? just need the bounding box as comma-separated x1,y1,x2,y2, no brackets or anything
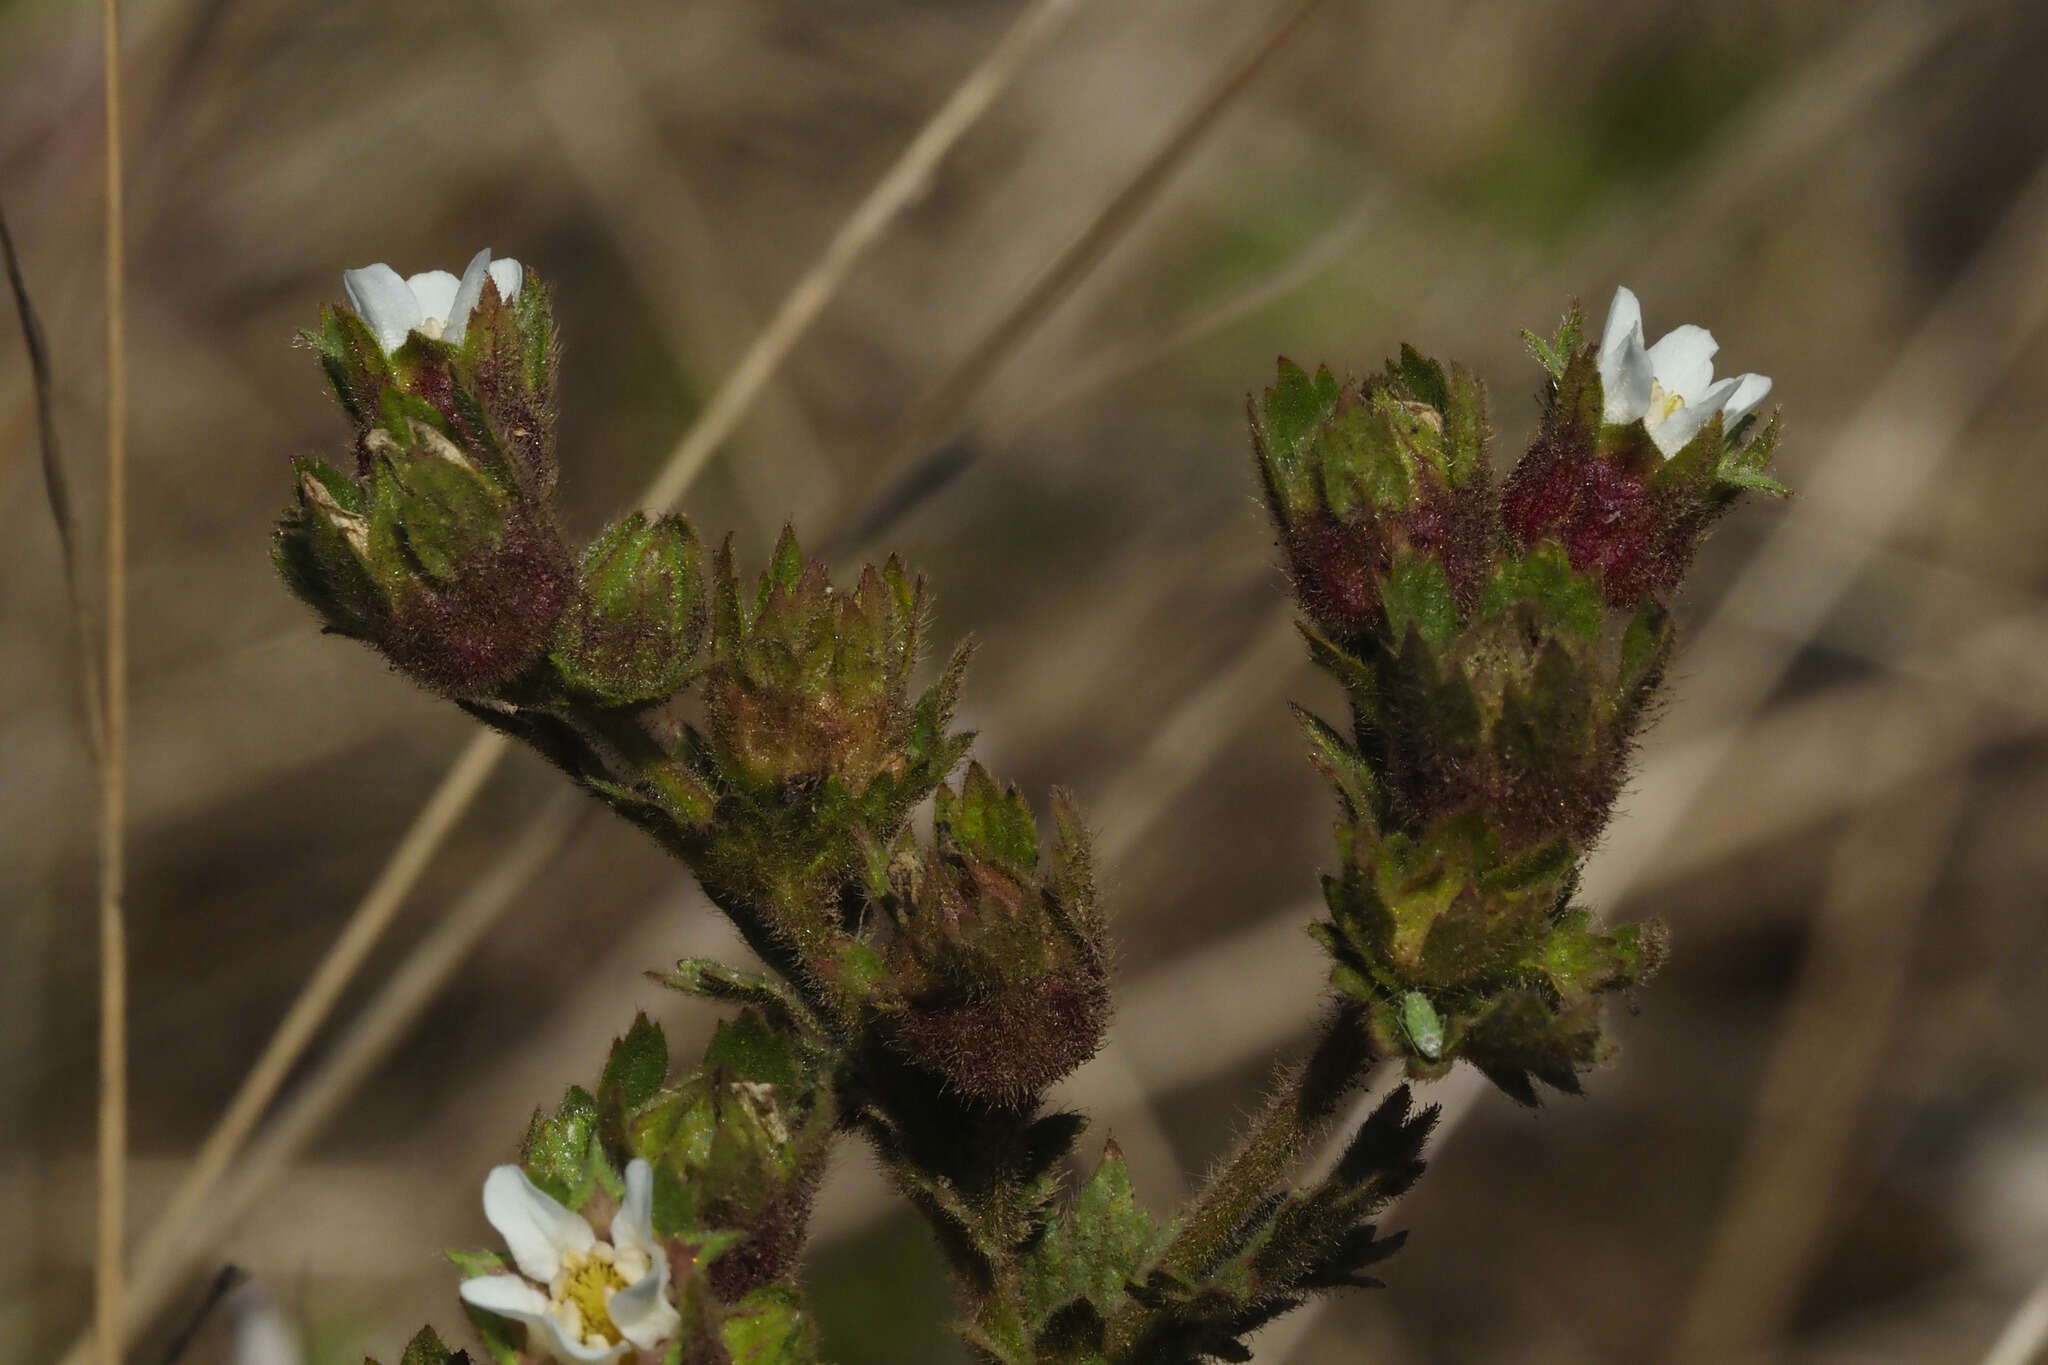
1107,1002,1375,1353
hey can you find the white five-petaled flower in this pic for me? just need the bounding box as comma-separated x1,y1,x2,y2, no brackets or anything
342,248,524,355
458,1159,682,1363
1597,285,1771,458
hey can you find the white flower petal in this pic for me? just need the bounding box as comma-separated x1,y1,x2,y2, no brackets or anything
1649,376,1737,456
228,1284,305,1365
458,1273,553,1325
1598,286,1641,362
488,256,524,304
608,1267,682,1351
405,270,462,326
443,248,494,345
1597,287,1652,424
1723,371,1773,428
481,1165,596,1283
341,264,422,354
1646,324,1719,405
536,1316,633,1365
611,1158,659,1256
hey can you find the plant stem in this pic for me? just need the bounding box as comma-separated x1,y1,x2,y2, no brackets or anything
1107,1003,1375,1354
96,0,128,1359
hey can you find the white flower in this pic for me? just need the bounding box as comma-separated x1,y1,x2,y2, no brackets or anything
342,248,524,354
458,1159,682,1363
1597,285,1771,457
227,1281,305,1365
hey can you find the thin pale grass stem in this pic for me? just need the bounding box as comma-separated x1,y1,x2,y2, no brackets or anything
113,794,589,1345
1668,766,1967,1362
63,5,1088,1357
634,0,1090,516
823,0,1333,547
111,733,506,1322
1981,1274,2048,1365
844,189,1381,550
97,0,129,1357
1,205,104,761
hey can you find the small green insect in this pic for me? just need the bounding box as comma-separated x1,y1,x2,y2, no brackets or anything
1399,991,1444,1060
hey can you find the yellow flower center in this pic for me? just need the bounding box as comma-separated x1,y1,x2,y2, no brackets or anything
553,1249,630,1346
418,316,448,341
1647,379,1687,429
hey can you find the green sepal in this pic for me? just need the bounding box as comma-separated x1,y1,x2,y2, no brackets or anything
1477,543,1603,642
721,1285,821,1365
1251,358,1344,527
1293,705,1378,826
522,1085,604,1209
658,958,821,1033
703,1009,804,1092
1379,551,1458,652
397,1326,466,1365
601,1012,669,1111
459,1302,519,1365
1717,411,1787,495
306,304,396,424
275,457,384,637
935,762,1039,872
1521,302,1585,382
365,428,511,589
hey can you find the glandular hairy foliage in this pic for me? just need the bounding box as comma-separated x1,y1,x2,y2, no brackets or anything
289,269,1778,1365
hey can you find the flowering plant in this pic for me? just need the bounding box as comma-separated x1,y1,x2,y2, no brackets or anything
276,257,1780,1365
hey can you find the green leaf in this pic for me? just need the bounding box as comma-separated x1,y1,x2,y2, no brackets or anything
1021,1142,1168,1328
443,1248,508,1279
601,1012,669,1111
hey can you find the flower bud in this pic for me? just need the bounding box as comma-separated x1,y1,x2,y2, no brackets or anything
552,512,708,707
312,251,560,495
621,1011,833,1301
355,417,572,694
1251,351,1493,645
871,766,1109,1105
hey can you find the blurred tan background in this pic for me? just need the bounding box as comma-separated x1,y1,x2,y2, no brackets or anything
6,0,2048,1361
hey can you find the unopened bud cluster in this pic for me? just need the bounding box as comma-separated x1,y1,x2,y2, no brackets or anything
1258,290,1780,1100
